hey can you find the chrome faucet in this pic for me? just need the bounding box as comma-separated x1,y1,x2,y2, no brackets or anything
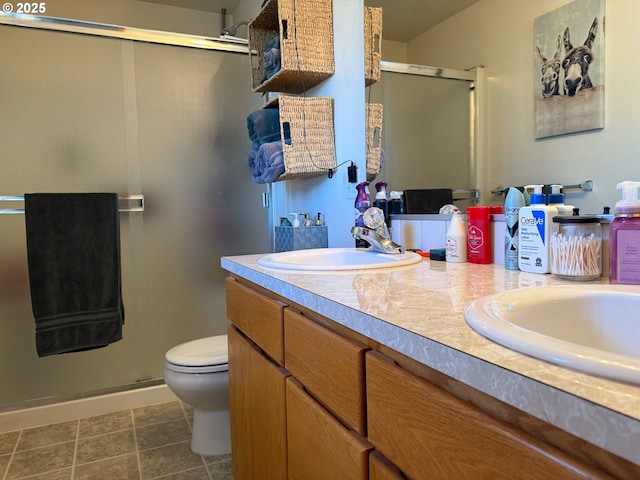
351,207,404,254
351,226,405,254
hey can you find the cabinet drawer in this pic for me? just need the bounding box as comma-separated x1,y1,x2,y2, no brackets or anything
226,277,286,365
366,351,608,480
284,309,368,435
286,377,371,480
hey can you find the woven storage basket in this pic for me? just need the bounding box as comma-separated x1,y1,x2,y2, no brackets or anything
366,103,383,180
266,95,336,181
364,6,382,87
249,0,335,94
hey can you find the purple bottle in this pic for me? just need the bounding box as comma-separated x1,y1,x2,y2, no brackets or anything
610,181,640,284
354,181,370,248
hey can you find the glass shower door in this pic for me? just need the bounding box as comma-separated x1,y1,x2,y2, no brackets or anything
0,24,266,408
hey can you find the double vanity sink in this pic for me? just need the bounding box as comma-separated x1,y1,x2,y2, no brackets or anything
223,248,640,467
257,248,640,385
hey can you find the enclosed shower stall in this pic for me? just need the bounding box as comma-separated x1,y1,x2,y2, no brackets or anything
0,19,268,409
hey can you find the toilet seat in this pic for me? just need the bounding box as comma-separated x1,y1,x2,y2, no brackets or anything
165,335,228,374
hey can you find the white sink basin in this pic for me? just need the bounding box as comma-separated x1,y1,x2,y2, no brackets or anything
464,284,640,384
257,248,422,271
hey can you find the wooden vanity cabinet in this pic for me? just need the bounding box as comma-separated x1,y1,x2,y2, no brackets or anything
366,350,612,480
226,276,633,480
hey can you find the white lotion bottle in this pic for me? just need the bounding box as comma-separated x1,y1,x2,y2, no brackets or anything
548,184,574,216
518,185,558,273
445,208,467,262
504,187,525,270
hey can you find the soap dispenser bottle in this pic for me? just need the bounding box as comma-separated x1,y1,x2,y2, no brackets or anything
518,185,558,273
610,181,640,284
354,181,371,248
373,181,389,226
547,184,574,216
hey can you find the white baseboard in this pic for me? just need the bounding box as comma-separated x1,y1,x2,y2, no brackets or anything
0,384,179,433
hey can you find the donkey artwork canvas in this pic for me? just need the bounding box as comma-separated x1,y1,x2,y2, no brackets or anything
534,0,605,139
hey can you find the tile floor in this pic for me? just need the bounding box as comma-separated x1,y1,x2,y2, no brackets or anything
0,401,233,480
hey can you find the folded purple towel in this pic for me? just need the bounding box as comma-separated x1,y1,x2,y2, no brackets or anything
247,141,285,184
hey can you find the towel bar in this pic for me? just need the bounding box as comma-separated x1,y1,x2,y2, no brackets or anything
491,181,593,196
0,194,145,215
452,189,480,201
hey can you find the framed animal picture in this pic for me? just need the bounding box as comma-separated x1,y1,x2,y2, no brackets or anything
534,0,605,139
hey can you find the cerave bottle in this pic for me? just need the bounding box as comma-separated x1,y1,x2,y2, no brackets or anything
518,185,557,274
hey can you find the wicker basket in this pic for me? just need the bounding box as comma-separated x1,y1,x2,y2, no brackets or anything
366,103,383,180
249,0,335,94
364,6,382,87
265,95,337,181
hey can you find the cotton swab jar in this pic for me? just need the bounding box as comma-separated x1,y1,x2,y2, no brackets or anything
551,215,602,281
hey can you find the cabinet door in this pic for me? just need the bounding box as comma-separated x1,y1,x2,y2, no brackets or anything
228,325,289,480
284,309,368,434
370,451,406,480
366,351,607,480
226,277,286,365
286,377,372,480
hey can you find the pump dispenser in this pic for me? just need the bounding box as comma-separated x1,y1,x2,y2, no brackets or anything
548,184,573,215
389,191,404,214
373,181,389,227
354,181,371,248
518,185,558,273
609,181,640,284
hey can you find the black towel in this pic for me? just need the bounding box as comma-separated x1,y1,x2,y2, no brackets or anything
24,193,124,357
403,189,454,214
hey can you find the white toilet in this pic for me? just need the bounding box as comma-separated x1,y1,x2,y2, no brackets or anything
164,335,230,455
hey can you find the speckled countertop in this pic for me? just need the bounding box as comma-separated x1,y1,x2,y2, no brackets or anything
221,254,640,466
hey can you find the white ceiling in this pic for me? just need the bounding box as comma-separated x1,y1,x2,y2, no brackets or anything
137,0,480,43
364,0,480,43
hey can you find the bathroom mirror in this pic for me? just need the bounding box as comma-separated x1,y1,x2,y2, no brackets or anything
367,62,478,212
363,0,481,211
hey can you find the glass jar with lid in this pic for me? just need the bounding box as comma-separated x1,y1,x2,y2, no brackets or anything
550,215,602,280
